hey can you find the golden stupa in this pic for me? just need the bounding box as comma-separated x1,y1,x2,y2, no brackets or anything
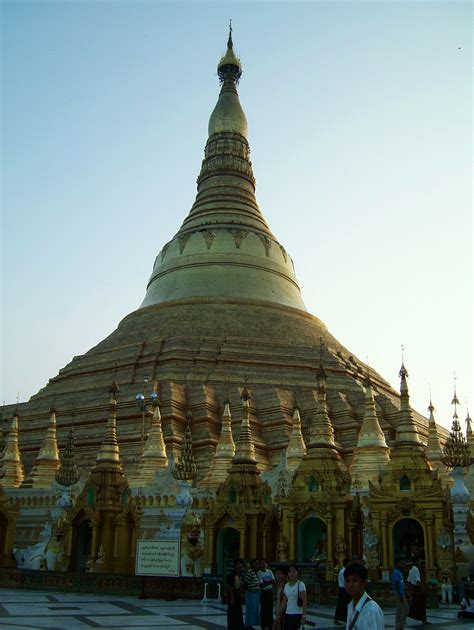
0,30,457,583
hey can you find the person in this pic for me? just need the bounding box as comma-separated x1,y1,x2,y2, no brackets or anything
392,558,408,630
273,568,287,630
344,562,384,630
243,558,261,630
440,568,453,604
458,587,474,619
258,558,275,630
407,558,428,624
334,558,351,625
276,564,307,630
227,558,245,630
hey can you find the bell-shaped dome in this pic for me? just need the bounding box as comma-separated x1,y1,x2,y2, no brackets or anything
140,32,305,312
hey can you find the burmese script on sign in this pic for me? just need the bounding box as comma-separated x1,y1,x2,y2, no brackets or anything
135,540,180,576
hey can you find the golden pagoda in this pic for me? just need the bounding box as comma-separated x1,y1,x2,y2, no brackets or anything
1,29,455,580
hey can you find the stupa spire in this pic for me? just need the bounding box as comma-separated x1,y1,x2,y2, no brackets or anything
350,380,390,491
95,382,122,466
357,380,389,449
26,407,60,488
133,387,168,486
202,397,236,487
1,412,25,487
395,361,422,445
425,398,449,484
286,405,307,471
426,398,443,458
233,387,257,464
310,340,336,448
173,411,197,480
55,424,80,487
140,27,305,312
466,408,474,456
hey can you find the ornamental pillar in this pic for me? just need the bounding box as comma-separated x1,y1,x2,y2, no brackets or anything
288,510,296,562
262,528,268,559
203,526,214,567
380,514,390,572
425,516,436,580
91,522,99,559
239,523,247,560
326,513,334,580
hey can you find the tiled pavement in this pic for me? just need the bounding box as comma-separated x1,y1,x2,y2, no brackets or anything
0,589,471,629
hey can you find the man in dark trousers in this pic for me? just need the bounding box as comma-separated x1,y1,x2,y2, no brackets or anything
334,558,351,625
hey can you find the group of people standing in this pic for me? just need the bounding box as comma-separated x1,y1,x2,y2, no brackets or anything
227,558,308,630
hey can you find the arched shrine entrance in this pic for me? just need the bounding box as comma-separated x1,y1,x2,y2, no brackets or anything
297,517,327,563
70,518,92,572
216,527,240,575
392,518,425,563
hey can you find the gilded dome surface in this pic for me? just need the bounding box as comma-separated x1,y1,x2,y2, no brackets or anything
208,88,248,137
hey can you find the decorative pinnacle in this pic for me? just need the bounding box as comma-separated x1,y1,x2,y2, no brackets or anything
217,23,242,84
233,385,257,464
428,398,435,415
55,425,80,487
173,411,197,480
96,383,121,466
442,386,472,468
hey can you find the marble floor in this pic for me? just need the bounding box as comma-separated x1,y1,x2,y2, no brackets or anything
0,589,470,630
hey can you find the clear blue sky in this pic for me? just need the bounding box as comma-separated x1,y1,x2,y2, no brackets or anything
2,1,472,431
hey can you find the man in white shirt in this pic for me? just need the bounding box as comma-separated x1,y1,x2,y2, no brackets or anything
344,562,385,630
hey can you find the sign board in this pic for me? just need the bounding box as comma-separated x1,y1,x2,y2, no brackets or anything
135,539,180,576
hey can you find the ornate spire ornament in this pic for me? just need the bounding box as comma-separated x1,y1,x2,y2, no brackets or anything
350,379,390,491
442,386,472,469
395,361,422,446
55,424,80,487
95,382,122,466
1,412,25,487
233,386,257,464
443,384,472,545
465,408,474,456
217,20,242,85
286,405,307,471
133,390,168,486
173,411,197,481
27,406,60,488
202,397,236,487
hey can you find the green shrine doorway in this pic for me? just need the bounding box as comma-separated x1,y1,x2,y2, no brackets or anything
70,517,92,572
297,517,327,563
392,518,425,563
216,527,240,575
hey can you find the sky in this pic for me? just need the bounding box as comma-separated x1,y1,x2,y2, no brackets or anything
1,0,472,432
